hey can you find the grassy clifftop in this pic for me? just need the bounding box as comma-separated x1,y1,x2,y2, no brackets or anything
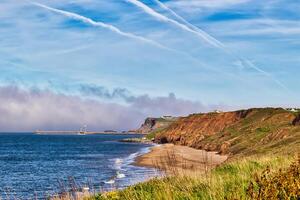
154,108,300,158
83,108,300,200
135,117,178,134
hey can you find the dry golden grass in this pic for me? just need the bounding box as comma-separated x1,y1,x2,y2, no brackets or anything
247,154,300,199
83,153,298,200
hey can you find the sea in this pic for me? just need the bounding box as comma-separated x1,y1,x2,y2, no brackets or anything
0,133,159,199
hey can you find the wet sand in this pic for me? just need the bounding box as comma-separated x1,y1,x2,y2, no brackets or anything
135,144,228,173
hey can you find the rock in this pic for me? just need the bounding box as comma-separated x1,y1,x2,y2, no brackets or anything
219,142,231,155
292,115,300,126
136,117,177,134
136,118,158,134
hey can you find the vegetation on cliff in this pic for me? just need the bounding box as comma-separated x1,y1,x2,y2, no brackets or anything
135,117,178,134
58,108,300,200
88,155,299,200
155,108,300,158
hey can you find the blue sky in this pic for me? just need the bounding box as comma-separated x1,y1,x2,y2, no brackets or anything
0,0,299,131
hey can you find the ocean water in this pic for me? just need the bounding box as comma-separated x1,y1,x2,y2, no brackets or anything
0,133,158,199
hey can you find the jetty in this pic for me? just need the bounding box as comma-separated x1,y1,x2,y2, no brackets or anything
34,125,125,135
34,130,121,134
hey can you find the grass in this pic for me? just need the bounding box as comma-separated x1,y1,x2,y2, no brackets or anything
119,137,152,143
146,127,166,140
51,108,300,200
193,109,300,157
82,154,298,200
248,155,300,199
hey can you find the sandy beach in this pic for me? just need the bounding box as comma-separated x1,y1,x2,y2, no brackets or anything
135,144,228,173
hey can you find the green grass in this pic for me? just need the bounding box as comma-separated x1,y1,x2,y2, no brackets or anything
79,108,300,200
146,127,166,140
192,109,300,157
86,155,297,200
154,118,176,123
120,137,152,143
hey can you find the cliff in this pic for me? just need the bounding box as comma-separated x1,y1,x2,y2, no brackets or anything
154,108,300,157
136,117,178,134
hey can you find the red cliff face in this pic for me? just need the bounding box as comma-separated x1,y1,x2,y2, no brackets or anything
154,108,300,157
155,110,249,145
292,114,300,126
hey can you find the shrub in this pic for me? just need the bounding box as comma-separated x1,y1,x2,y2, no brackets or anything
247,155,300,199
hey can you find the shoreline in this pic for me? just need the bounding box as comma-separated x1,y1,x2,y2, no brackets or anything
55,142,228,199
134,143,228,173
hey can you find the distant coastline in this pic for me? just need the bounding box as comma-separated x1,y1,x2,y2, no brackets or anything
34,130,142,135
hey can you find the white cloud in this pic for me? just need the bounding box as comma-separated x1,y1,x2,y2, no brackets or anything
126,0,224,49
208,19,300,36
30,1,173,52
165,0,250,13
0,0,298,107
126,0,287,90
0,85,226,132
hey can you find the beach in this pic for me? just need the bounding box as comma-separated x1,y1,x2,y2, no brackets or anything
135,143,228,173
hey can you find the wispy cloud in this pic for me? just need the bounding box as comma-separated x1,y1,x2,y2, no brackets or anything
0,0,298,114
243,60,289,91
127,0,288,90
208,18,300,36
30,1,227,74
125,0,224,49
226,20,300,36
30,1,173,52
165,0,250,13
30,2,244,80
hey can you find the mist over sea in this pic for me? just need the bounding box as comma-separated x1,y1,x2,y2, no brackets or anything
0,133,158,199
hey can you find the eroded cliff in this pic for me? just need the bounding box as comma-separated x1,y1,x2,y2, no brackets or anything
136,117,178,134
154,108,300,157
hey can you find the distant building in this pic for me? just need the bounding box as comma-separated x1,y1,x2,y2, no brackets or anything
214,110,223,113
285,108,299,112
162,116,175,120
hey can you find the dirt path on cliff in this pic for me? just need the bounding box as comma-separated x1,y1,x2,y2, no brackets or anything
135,144,228,173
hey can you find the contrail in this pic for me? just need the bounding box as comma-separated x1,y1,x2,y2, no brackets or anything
126,0,288,90
155,0,288,90
30,2,174,52
125,0,224,49
29,1,239,78
243,60,289,91
30,1,285,89
153,0,221,40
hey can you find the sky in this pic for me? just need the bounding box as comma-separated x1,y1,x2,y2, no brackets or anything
0,0,299,131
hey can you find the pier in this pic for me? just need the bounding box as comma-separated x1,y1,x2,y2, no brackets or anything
34,130,121,134
34,125,131,135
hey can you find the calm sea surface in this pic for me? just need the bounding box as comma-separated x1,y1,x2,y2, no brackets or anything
0,133,158,199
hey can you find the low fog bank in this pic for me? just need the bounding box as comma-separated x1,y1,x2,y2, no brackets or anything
0,86,227,132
